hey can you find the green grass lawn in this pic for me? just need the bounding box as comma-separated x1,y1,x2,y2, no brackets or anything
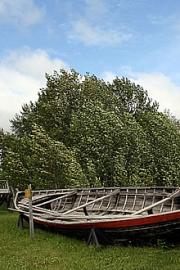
0,208,180,270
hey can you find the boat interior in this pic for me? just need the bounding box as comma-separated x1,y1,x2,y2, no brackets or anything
16,187,180,219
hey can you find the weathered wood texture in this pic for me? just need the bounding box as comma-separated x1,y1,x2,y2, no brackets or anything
14,187,180,221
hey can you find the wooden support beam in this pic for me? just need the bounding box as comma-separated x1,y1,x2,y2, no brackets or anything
17,213,24,229
87,229,99,247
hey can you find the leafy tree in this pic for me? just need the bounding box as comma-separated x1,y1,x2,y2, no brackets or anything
1,69,180,188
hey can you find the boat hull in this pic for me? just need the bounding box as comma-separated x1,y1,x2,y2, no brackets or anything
21,210,180,245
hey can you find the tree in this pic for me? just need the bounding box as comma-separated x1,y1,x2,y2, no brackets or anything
1,69,180,188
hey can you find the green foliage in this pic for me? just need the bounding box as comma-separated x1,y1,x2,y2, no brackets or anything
2,125,87,189
110,77,159,115
1,69,180,188
138,112,180,185
69,101,127,186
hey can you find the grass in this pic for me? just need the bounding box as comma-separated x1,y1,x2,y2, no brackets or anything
0,208,180,270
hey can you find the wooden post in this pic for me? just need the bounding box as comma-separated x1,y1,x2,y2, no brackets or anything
25,184,34,239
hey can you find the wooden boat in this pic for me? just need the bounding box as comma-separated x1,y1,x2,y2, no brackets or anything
13,187,180,245
0,180,10,206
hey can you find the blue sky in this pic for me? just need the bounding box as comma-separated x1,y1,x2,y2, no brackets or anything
0,0,180,130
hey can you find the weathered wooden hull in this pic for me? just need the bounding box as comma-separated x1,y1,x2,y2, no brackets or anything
14,186,180,244
29,210,180,230
20,212,180,245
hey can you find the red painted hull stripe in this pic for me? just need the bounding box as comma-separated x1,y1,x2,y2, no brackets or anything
33,211,180,230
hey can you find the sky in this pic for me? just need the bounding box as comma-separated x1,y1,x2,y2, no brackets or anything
0,0,180,131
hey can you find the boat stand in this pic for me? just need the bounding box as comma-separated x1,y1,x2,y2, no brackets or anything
18,213,24,229
87,228,100,247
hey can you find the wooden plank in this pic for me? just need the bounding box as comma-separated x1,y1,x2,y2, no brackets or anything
62,189,120,215
160,188,165,212
132,188,137,210
133,188,180,215
122,189,128,210
77,191,83,207
152,188,156,205
104,208,135,214
19,192,68,206
141,188,147,209
18,202,60,216
36,191,76,207
114,192,120,210
171,198,174,211
90,190,99,210
38,213,142,220
106,189,114,210
98,189,106,211
60,195,68,211
12,207,141,220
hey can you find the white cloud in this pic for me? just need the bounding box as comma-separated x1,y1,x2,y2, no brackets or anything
117,0,146,8
103,71,180,119
0,0,44,26
70,19,132,46
148,15,172,25
148,14,180,33
103,71,116,83
69,0,132,46
134,73,180,118
0,48,68,131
